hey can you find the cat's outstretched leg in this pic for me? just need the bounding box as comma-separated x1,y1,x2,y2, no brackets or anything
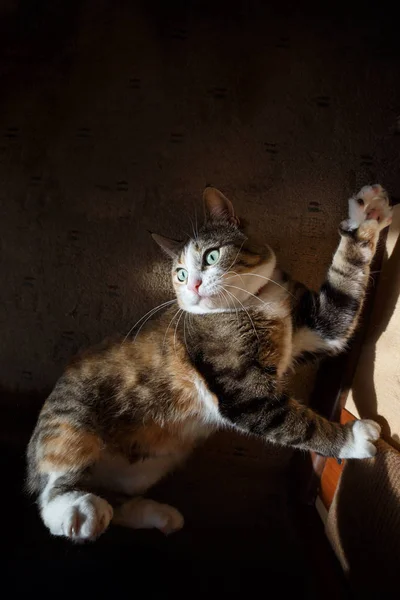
291,184,392,361
222,394,380,459
113,497,184,534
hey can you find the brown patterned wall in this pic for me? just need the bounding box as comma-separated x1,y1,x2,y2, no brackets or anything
1,1,399,393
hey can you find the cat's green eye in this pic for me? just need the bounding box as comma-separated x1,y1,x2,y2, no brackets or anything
205,249,220,266
176,268,188,282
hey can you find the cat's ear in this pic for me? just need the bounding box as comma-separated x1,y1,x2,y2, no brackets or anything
151,232,182,259
203,187,240,226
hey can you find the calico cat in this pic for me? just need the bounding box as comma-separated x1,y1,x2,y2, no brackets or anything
27,184,392,542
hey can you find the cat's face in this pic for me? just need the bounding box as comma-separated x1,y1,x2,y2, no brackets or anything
153,188,276,314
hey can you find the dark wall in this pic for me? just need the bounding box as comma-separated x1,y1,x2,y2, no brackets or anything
1,0,399,393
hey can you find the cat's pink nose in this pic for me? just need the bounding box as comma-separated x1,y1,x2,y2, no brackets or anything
188,279,202,294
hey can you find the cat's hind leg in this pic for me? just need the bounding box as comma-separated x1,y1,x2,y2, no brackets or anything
113,497,184,535
28,423,113,542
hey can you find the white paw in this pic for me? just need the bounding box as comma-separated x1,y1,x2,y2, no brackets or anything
339,419,381,459
156,503,185,535
42,492,113,542
347,184,392,231
113,498,184,535
62,495,113,541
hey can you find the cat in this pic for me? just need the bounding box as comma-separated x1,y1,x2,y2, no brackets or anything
26,184,392,542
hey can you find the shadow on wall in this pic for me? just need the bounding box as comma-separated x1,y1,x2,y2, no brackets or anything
329,439,400,596
328,205,400,594
0,386,48,448
350,206,400,449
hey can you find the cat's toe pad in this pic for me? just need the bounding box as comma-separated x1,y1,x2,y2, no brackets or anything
348,184,392,231
339,419,381,459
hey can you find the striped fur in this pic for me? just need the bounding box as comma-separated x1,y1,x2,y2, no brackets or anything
26,185,390,541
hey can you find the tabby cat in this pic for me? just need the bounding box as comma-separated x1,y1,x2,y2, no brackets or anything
27,184,392,542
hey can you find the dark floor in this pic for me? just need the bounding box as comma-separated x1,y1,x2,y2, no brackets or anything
3,422,347,599
3,395,344,597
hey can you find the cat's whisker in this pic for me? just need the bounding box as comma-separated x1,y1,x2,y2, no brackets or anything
123,299,177,343
188,215,198,242
222,287,259,340
173,309,185,355
224,272,295,299
188,312,195,337
223,270,246,286
218,286,239,323
186,312,194,338
224,283,271,307
215,287,227,310
224,241,246,275
184,310,193,337
183,313,190,353
194,206,199,239
218,283,239,309
132,306,175,344
163,307,182,348
183,231,195,243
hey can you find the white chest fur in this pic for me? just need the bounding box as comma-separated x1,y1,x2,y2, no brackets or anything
90,450,189,495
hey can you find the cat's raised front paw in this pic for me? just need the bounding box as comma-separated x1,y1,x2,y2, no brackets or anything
339,419,381,459
347,184,392,231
